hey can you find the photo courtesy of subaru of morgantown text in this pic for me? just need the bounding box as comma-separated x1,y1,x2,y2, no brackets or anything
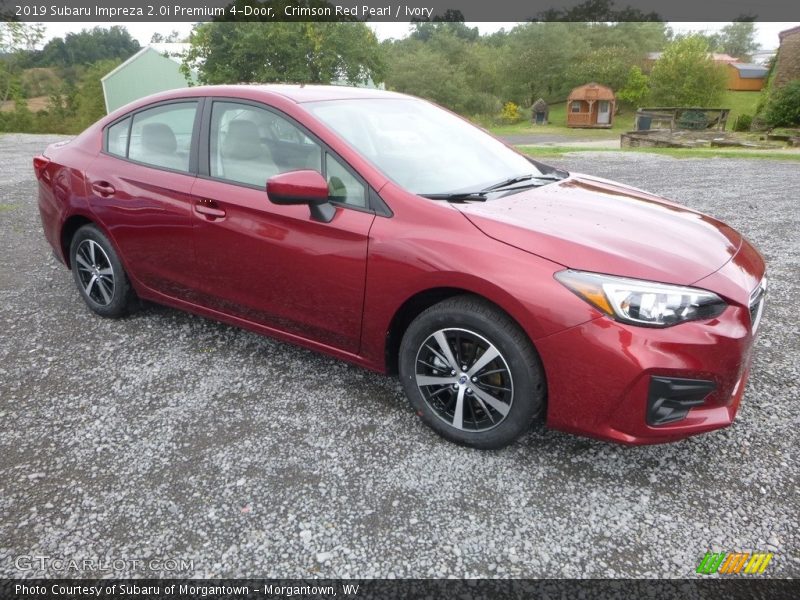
34,85,766,449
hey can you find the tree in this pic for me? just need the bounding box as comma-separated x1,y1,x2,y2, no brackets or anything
1,22,46,53
536,0,661,22
384,42,472,112
75,60,119,122
565,45,638,93
0,61,22,103
503,23,590,105
183,22,384,86
715,20,759,62
410,14,479,43
579,21,670,55
151,30,183,44
648,36,728,106
617,66,650,108
383,34,501,115
36,27,140,67
0,23,46,102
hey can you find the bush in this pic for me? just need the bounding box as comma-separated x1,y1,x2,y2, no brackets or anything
468,114,495,128
617,66,650,109
732,114,753,132
499,101,522,124
649,36,728,107
763,80,800,128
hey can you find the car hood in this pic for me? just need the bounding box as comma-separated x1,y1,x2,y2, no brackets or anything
453,173,742,285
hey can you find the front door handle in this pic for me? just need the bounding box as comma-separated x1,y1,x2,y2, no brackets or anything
195,199,226,220
91,181,116,196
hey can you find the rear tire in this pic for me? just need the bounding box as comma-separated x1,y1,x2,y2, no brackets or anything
69,224,134,318
399,295,546,449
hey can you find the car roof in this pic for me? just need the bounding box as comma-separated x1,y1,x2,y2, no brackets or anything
98,84,417,142
159,84,408,104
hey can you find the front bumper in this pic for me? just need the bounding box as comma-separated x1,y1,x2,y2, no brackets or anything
537,311,754,444
537,242,765,445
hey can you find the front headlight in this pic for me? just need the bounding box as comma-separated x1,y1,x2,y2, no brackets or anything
555,270,727,327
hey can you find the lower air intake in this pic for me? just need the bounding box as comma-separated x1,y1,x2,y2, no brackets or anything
647,376,716,426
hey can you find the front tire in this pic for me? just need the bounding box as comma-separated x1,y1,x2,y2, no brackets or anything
399,295,546,449
69,224,134,318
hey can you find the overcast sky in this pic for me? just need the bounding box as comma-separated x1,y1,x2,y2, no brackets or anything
42,21,799,50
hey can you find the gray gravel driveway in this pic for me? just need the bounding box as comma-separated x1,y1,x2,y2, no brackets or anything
1,134,798,578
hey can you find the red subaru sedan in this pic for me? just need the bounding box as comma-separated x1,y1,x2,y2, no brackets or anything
34,85,766,448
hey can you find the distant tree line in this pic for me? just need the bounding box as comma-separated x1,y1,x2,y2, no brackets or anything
0,25,140,133
1,18,796,134
23,26,141,68
380,21,773,119
382,21,671,116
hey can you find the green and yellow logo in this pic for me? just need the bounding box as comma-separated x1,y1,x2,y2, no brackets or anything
696,551,773,575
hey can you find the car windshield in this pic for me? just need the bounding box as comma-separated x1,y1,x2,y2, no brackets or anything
304,97,549,196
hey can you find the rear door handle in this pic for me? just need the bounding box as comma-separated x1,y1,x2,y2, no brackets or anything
91,181,116,196
195,199,226,220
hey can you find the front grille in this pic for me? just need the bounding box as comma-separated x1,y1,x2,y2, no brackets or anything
749,277,767,333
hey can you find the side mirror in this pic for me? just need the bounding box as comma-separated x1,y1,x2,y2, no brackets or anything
266,170,335,223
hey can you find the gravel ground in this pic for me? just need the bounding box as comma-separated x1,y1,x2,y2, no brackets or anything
0,134,798,579
501,134,620,148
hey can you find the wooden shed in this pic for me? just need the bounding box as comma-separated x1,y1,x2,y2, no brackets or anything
531,98,549,125
566,83,615,128
727,63,769,91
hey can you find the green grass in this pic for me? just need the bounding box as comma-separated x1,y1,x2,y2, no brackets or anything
518,145,800,161
483,91,762,138
719,89,762,126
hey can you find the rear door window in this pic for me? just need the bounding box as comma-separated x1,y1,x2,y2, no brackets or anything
126,102,198,173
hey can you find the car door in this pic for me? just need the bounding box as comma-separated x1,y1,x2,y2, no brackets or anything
189,99,375,353
85,100,201,299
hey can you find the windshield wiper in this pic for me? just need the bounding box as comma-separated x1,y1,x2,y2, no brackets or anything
481,174,535,192
420,192,488,202
481,173,566,193
421,173,566,202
